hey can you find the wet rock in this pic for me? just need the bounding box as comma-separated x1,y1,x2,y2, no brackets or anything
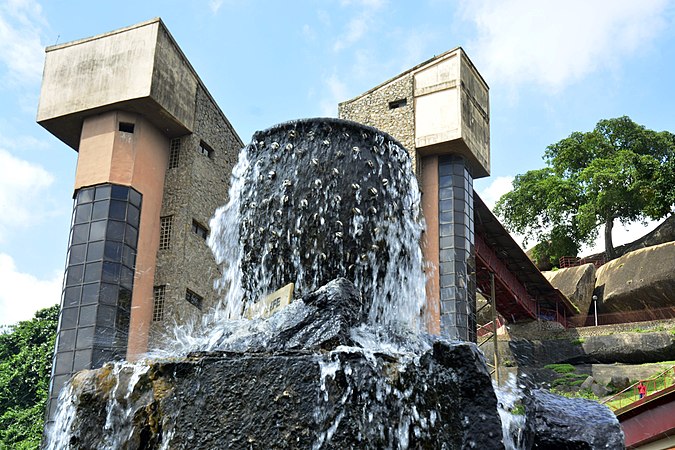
50,341,505,450
270,277,364,350
233,118,424,315
210,278,363,352
595,242,675,313
579,331,675,364
529,389,624,449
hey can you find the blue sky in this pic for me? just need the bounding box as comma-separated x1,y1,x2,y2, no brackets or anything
1,0,674,325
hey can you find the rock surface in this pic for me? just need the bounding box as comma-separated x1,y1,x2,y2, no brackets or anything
212,278,365,352
542,263,595,321
529,389,624,449
508,331,675,365
54,342,505,450
595,242,675,312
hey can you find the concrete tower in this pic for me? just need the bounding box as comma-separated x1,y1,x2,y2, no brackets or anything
339,48,490,341
37,18,242,422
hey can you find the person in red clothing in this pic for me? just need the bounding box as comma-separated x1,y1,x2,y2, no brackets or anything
638,381,647,399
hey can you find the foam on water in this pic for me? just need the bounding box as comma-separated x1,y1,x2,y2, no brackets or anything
158,119,429,356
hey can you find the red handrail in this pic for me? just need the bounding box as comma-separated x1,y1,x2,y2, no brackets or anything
601,366,675,410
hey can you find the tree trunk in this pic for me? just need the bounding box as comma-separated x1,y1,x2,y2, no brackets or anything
604,218,616,260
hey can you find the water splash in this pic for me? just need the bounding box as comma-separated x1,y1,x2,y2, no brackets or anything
495,374,527,450
164,118,428,355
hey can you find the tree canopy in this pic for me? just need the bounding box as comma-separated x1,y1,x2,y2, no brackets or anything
0,305,58,450
495,116,675,263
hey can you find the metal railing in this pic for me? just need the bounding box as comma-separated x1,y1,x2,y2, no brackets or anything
601,366,675,411
567,307,675,327
559,254,606,269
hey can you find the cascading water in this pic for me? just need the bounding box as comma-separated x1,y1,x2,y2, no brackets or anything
43,118,623,450
160,118,429,356
210,118,427,328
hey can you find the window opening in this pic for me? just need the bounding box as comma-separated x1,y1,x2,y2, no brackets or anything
153,285,166,321
388,98,407,109
185,289,203,310
159,216,173,250
191,220,208,240
168,138,181,169
119,122,135,133
198,140,214,158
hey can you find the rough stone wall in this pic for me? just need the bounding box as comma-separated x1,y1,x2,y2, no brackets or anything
505,318,675,341
338,75,417,173
150,85,243,348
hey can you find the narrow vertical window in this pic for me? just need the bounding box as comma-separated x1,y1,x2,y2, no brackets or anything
159,216,173,250
168,138,181,169
152,285,166,321
185,289,203,310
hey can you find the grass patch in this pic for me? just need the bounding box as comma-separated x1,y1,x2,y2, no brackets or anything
551,388,598,401
544,363,576,374
570,337,585,345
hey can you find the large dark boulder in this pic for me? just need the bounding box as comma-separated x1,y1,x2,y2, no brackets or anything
211,278,364,352
529,389,624,449
48,341,505,450
229,118,424,311
509,331,675,366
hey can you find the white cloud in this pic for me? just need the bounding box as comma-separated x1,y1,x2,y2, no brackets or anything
579,218,664,257
462,0,670,91
333,0,386,51
0,253,61,326
0,0,47,86
0,148,55,241
320,73,348,116
209,0,223,13
477,175,514,209
477,176,529,249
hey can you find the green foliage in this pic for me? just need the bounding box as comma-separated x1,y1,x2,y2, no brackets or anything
544,363,576,374
552,388,599,401
570,338,585,345
510,403,525,416
0,305,59,450
495,116,675,260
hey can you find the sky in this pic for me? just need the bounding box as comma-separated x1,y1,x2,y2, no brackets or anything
0,0,674,326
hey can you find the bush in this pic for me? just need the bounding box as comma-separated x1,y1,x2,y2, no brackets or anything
0,305,58,449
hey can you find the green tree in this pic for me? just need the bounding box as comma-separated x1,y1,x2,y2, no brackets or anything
0,305,59,450
495,116,675,261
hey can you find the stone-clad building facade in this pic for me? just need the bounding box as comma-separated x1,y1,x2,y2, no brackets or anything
150,85,242,349
37,18,243,422
339,48,490,341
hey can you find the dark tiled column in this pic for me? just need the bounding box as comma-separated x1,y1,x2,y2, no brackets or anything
45,183,141,422
438,156,476,342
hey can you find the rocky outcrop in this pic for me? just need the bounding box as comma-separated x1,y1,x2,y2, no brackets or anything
595,242,675,312
543,263,595,321
45,277,627,449
507,331,675,366
619,214,675,254
49,342,506,450
528,390,624,449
